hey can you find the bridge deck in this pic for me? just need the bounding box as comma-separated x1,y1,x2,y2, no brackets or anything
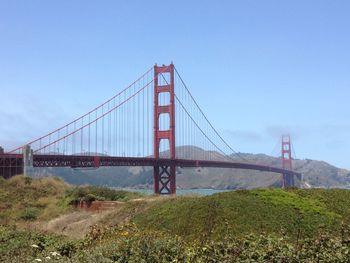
0,154,301,179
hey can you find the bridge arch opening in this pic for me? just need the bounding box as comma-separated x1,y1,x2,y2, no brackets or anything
159,139,170,158
159,113,170,131
158,92,170,106
157,72,170,85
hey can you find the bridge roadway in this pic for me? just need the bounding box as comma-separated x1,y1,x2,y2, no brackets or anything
0,154,301,180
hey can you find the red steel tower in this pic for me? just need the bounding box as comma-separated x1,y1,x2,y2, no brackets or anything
153,64,176,194
281,134,294,187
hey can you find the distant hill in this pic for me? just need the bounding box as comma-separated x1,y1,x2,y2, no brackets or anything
29,146,350,189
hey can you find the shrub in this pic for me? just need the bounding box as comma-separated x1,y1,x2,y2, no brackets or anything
67,186,142,203
24,176,32,185
82,194,99,202
18,207,39,221
0,176,5,185
57,241,77,257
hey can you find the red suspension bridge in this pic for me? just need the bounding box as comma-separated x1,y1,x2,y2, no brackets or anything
0,63,300,194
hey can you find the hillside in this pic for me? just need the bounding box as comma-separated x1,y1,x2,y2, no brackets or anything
133,188,350,240
28,146,350,189
0,175,143,226
2,176,350,262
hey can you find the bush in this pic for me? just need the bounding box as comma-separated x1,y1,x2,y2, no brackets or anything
57,241,77,257
81,194,99,202
2,218,350,262
18,207,39,221
67,186,142,203
24,176,32,185
0,176,5,185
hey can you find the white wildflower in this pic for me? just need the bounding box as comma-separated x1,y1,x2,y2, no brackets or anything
50,251,60,256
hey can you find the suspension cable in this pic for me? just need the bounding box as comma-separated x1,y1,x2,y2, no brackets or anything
173,66,248,162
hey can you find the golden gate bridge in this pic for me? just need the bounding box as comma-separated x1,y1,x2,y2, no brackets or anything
0,63,300,194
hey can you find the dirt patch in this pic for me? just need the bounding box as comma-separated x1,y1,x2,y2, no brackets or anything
27,196,164,239
73,200,124,212
42,209,122,238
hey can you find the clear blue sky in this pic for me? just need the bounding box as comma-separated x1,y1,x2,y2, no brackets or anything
0,1,349,168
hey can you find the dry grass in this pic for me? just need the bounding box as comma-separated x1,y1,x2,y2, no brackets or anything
0,175,150,239
0,175,72,224
42,210,114,238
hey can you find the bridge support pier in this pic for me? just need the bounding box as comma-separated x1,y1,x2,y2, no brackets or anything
23,145,33,177
153,164,176,195
282,173,295,188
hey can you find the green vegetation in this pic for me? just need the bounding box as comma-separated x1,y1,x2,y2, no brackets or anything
66,185,143,202
133,188,350,240
2,223,350,262
2,176,350,262
0,175,143,224
18,207,40,221
0,175,71,224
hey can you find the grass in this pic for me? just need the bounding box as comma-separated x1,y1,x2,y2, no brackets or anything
132,188,350,240
0,175,144,225
0,175,71,224
3,176,350,262
2,223,350,262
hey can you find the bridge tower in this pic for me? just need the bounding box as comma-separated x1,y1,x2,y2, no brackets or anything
153,63,176,194
281,134,295,187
